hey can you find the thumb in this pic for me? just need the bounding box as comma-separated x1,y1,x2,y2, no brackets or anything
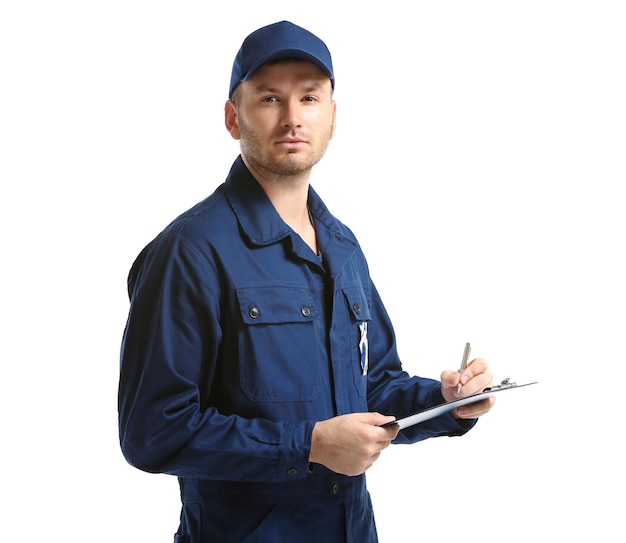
364,412,396,426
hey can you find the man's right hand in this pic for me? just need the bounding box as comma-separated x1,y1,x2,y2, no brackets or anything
309,412,399,476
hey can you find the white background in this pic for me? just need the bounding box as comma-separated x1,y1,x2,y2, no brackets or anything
1,1,624,541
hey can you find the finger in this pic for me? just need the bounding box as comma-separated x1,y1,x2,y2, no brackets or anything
364,412,397,426
460,360,492,390
468,370,494,393
463,357,488,378
441,369,461,388
379,426,399,443
456,396,496,418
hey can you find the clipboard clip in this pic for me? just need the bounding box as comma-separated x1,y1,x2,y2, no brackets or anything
484,377,517,391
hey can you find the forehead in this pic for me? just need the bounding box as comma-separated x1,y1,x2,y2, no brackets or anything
243,60,332,92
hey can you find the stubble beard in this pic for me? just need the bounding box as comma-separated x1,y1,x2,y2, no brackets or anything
238,118,333,180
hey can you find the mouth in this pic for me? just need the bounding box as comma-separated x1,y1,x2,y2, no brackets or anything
275,137,308,148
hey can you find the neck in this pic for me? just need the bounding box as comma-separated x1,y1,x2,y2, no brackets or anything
243,156,310,222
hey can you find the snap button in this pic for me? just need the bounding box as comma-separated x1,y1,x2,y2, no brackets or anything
287,467,298,477
301,306,311,317
353,303,361,314
248,306,260,319
331,483,339,495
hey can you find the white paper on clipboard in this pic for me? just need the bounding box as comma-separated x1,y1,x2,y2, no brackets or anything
382,381,538,430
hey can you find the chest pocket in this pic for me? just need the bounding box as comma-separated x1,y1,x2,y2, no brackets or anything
342,287,372,397
236,286,321,402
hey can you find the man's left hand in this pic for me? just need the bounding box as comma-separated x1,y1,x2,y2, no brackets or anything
441,357,495,419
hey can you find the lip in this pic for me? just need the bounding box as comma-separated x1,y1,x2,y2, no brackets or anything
275,138,307,147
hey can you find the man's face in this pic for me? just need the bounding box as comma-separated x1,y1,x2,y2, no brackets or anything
227,60,336,179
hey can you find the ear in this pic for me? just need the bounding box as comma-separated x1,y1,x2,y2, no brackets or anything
224,100,241,140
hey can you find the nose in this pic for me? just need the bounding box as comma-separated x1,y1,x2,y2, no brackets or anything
281,98,303,130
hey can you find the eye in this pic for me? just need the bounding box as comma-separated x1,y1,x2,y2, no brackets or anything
261,96,279,103
302,95,318,102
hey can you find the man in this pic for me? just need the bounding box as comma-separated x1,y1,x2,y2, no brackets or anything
118,20,495,542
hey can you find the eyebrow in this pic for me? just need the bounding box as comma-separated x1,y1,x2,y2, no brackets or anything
252,81,325,94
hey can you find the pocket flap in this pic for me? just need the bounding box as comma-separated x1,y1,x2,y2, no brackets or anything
236,286,318,325
343,286,371,321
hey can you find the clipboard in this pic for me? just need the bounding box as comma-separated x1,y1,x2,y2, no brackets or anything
382,379,538,430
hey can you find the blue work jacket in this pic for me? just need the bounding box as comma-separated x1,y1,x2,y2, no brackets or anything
119,156,474,542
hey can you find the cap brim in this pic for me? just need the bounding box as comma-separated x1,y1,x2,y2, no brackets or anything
240,49,334,83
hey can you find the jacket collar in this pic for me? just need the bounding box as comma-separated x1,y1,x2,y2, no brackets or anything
224,156,291,246
224,156,359,276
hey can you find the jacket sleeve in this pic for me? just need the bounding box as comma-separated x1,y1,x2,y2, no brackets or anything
118,233,314,482
364,282,476,444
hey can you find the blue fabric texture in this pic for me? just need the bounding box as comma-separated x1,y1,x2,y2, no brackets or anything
118,156,474,542
229,20,334,98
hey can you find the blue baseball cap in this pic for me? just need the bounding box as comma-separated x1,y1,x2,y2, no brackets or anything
229,21,334,98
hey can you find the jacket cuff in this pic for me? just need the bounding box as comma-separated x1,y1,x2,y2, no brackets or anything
277,420,316,481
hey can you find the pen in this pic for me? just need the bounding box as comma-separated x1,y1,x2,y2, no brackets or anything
456,342,471,394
